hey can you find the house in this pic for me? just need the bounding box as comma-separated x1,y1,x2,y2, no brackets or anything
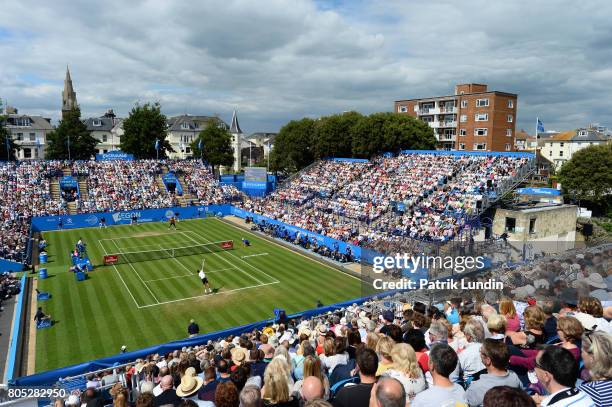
540,127,610,169
3,106,53,160
84,109,123,154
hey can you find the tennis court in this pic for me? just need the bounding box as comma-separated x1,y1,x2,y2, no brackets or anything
36,217,363,371
97,230,280,308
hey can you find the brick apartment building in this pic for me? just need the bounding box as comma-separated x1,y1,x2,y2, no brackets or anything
395,83,517,152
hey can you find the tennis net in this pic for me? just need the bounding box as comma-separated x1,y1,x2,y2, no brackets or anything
103,240,234,265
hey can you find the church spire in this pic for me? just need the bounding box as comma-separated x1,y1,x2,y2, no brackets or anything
62,65,78,119
230,109,242,134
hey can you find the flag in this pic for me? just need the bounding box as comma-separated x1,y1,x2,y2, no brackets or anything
154,139,160,150
537,118,545,134
198,139,203,150
4,136,10,151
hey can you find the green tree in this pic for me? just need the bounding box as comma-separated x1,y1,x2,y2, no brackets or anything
121,102,173,158
46,107,98,160
558,143,612,213
190,121,234,173
313,112,362,159
0,98,18,161
351,113,436,158
269,118,315,173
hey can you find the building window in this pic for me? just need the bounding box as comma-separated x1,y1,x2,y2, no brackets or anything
460,115,467,122
181,123,189,130
473,143,487,150
549,151,552,157
505,143,511,151
476,98,489,107
104,149,108,153
578,130,588,136
506,129,512,137
93,119,102,127
508,100,514,108
475,113,488,121
560,142,564,147
14,117,31,127
559,151,563,157
474,128,488,136
459,129,466,136
34,149,39,158
461,100,467,108
422,116,433,123
29,133,35,141
23,148,32,158
507,114,513,122
17,133,23,141
505,217,516,233
102,135,108,142
459,143,465,150
529,218,536,234
398,105,408,113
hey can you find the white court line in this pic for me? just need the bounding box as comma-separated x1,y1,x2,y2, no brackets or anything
178,231,266,285
111,238,159,304
183,229,280,283
137,281,280,309
145,273,193,283
144,267,238,283
214,218,362,281
241,253,269,259
97,239,140,308
98,231,185,242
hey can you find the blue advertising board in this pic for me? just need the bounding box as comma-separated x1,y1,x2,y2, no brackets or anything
30,205,233,232
515,187,561,196
162,172,183,195
230,207,362,260
59,176,78,189
95,150,134,161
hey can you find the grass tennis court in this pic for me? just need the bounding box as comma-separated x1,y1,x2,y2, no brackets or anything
35,217,363,371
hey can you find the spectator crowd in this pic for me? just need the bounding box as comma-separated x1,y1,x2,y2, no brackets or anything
0,160,240,263
52,269,612,407
240,154,529,248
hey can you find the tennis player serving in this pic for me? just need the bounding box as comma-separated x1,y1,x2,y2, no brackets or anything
198,259,212,294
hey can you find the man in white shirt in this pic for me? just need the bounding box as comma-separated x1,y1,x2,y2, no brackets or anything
198,267,212,294
532,346,595,407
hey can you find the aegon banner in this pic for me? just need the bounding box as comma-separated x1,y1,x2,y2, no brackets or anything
95,150,134,161
30,205,233,232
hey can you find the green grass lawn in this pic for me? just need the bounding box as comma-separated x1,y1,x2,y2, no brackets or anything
35,217,363,372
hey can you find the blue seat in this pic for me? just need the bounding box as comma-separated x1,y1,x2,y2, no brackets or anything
330,376,358,397
37,319,52,329
76,271,87,281
37,292,51,301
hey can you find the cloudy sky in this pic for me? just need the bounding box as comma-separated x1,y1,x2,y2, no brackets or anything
1,0,611,134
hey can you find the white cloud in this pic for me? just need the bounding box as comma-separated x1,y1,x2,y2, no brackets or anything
0,0,611,133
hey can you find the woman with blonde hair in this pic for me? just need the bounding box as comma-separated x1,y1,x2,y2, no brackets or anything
499,297,520,332
375,336,395,376
262,356,298,406
580,331,612,406
366,332,380,350
486,314,507,340
291,355,330,399
382,343,426,401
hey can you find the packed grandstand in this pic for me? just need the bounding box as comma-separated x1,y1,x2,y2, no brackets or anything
0,152,532,265
2,152,611,407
